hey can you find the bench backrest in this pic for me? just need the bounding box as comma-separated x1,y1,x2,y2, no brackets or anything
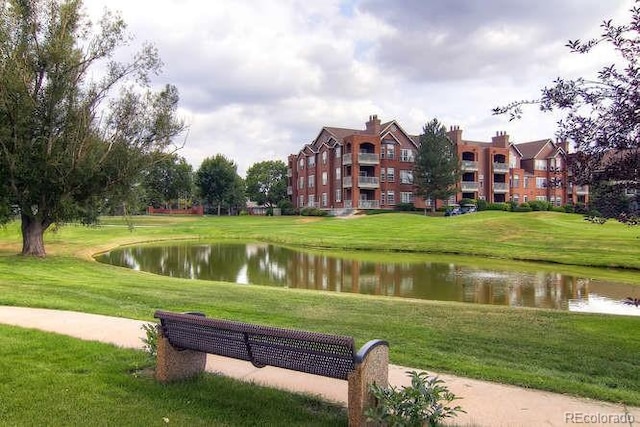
154,310,357,380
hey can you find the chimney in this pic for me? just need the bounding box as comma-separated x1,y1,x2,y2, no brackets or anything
447,125,463,145
365,114,381,134
492,131,509,148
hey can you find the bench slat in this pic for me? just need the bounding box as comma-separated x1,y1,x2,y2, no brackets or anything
155,310,357,380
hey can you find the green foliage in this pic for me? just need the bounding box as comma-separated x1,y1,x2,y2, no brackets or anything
459,198,475,206
528,200,551,211
141,322,159,360
413,119,460,212
142,154,194,209
365,371,465,427
277,199,297,215
514,203,533,212
395,203,417,212
476,199,488,211
195,155,243,216
299,207,328,216
245,160,288,208
486,203,509,211
0,0,185,255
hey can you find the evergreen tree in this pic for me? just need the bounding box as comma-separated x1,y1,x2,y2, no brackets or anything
413,119,460,213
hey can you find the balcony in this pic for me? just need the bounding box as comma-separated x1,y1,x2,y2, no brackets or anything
343,176,379,189
461,160,478,171
342,152,380,165
493,162,509,173
358,200,380,209
575,185,588,195
460,181,479,191
493,182,508,193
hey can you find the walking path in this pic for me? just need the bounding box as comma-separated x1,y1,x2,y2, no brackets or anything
0,306,637,426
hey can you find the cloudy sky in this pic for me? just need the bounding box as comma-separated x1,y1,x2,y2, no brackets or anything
84,0,631,176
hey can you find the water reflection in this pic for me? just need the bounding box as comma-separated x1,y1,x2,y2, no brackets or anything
96,243,640,315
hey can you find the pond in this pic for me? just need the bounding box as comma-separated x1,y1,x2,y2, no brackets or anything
95,242,640,316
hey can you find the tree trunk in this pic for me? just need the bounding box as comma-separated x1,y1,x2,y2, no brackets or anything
21,214,49,257
217,203,221,216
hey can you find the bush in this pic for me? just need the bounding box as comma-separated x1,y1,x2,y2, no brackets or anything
551,206,566,212
299,207,328,217
277,200,297,216
563,204,575,213
513,202,532,212
486,202,509,211
459,198,475,207
528,200,550,211
141,323,159,361
476,199,488,211
395,203,416,212
366,371,465,427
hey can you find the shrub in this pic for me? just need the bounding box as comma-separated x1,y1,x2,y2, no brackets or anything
563,204,575,213
476,199,488,211
551,206,566,212
299,207,328,217
395,203,416,212
487,202,509,211
513,202,532,212
277,200,297,215
528,200,550,211
141,323,159,360
459,198,475,207
366,371,465,427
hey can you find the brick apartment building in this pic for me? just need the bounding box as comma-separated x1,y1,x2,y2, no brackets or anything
287,115,588,211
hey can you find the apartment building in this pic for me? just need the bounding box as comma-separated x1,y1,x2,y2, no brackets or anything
287,115,588,211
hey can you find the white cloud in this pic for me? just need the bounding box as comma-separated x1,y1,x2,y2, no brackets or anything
82,0,633,176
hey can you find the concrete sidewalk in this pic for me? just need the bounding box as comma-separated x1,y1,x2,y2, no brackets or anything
0,306,637,426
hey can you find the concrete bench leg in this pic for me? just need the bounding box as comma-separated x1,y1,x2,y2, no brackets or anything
347,344,389,427
155,327,207,382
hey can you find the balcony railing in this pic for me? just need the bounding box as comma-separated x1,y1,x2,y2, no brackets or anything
342,152,380,165
358,200,380,209
493,162,509,173
343,176,380,188
493,182,508,192
461,160,478,171
460,181,479,191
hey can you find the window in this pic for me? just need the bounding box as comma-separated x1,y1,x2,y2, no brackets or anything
401,192,414,203
335,189,341,202
387,168,395,182
511,174,519,188
322,172,328,186
308,175,315,188
335,167,341,180
380,192,386,205
382,143,394,159
512,194,520,203
322,151,327,164
380,169,386,182
298,176,304,189
536,195,547,201
387,191,395,205
400,170,413,184
322,193,327,207
523,176,529,188
536,177,547,189
308,194,315,206
523,195,528,202
299,158,304,170
401,149,414,162
308,156,315,167
335,146,341,158
299,195,304,206
534,159,547,170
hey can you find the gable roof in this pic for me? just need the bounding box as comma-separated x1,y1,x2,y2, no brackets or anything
515,139,554,159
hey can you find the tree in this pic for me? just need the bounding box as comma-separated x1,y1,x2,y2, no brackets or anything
142,154,193,209
0,0,185,256
413,119,460,213
195,154,240,216
245,160,287,208
493,1,640,202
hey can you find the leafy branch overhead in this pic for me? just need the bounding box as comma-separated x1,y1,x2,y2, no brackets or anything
493,1,640,190
0,0,186,256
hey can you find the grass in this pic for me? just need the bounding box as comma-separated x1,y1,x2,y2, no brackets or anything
0,211,639,414
0,324,346,426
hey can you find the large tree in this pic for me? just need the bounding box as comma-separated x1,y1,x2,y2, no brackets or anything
195,154,241,216
142,154,193,209
0,0,185,256
413,119,460,213
493,1,640,206
245,160,287,208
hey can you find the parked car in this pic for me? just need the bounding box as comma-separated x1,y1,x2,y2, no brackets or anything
444,206,461,216
460,204,477,214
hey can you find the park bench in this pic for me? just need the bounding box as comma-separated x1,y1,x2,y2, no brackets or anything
154,310,389,427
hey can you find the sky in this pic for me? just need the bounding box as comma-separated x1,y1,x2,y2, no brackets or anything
83,0,632,176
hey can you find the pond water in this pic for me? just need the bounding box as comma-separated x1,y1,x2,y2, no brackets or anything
95,242,640,316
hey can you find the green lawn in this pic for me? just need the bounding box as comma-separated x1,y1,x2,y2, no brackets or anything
0,211,639,410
